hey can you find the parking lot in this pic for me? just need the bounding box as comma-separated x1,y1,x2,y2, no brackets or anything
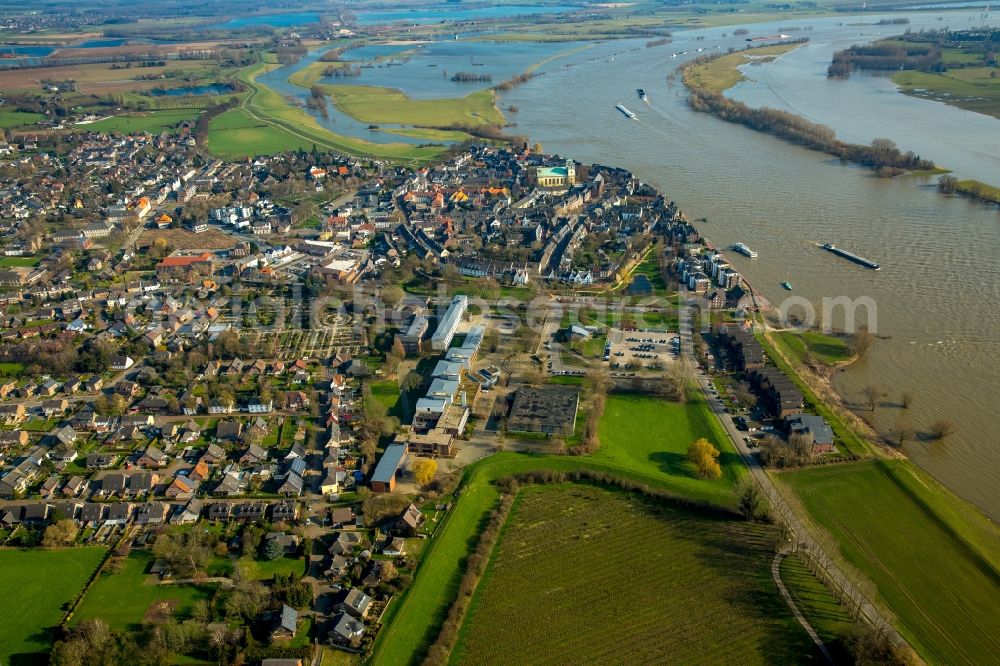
605,329,680,375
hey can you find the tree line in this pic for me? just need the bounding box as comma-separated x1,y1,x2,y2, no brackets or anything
451,71,493,83
324,65,362,78
828,42,941,78
193,96,240,146
687,87,935,175
493,71,537,91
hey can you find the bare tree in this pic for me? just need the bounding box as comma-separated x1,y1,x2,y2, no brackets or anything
937,174,959,193
900,391,913,410
891,420,914,448
849,326,876,358
927,418,957,441
863,384,887,412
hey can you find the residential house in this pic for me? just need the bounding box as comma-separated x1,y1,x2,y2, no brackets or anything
329,507,353,528
21,503,50,525
336,588,372,619
240,443,267,465
328,612,364,647
165,475,199,499
40,475,61,498
328,531,365,556
0,403,27,425
110,355,135,371
105,502,132,525
61,475,87,497
202,442,226,464
189,460,211,482
276,473,303,497
272,605,299,640
325,554,350,580
216,420,243,441
41,398,69,417
382,537,406,557
264,531,300,555
233,503,266,522
208,399,234,415
171,498,204,524
396,503,423,535
320,469,339,497
79,503,105,525
0,430,29,447
129,472,159,496
135,501,169,525
214,472,243,496
101,473,127,496
138,446,168,468
208,502,232,522
786,414,836,454
283,391,309,410
270,501,298,523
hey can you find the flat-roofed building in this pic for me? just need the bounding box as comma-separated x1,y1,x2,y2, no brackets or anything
436,404,470,437
394,314,429,356
396,429,455,458
432,359,464,380
414,397,449,430
430,296,467,351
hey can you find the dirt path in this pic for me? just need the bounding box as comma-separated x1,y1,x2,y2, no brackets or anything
772,547,834,664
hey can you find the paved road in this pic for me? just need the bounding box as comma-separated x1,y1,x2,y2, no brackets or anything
678,290,905,649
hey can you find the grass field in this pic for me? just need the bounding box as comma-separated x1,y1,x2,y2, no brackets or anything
452,484,819,664
208,107,315,158
0,255,40,267
893,67,1000,121
631,254,669,292
0,547,106,665
0,109,44,129
773,329,851,366
954,178,1000,205
320,84,503,127
372,393,748,664
252,555,307,580
593,394,746,505
778,460,1000,665
83,109,200,134
72,550,216,632
0,361,25,377
368,379,403,417
683,42,805,94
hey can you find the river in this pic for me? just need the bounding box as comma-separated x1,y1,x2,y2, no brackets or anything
499,10,1000,519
